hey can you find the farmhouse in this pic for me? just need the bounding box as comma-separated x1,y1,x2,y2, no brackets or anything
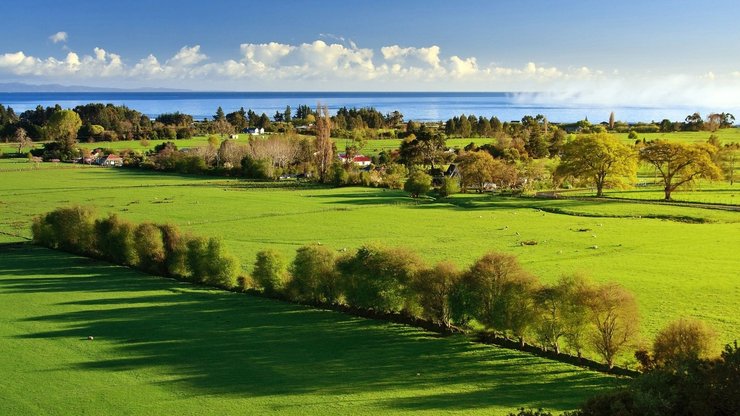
244,127,265,135
99,154,123,167
338,153,372,167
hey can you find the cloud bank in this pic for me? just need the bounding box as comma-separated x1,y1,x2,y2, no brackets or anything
2,39,740,108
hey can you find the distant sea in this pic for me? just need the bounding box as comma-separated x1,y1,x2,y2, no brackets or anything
0,91,719,123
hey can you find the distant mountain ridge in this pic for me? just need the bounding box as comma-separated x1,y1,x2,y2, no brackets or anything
0,82,189,93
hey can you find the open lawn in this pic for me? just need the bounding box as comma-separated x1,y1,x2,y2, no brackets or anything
0,243,621,415
0,158,738,360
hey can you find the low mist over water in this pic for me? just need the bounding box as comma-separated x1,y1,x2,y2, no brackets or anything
0,91,729,123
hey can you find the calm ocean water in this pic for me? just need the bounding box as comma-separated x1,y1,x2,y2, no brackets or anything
0,91,719,123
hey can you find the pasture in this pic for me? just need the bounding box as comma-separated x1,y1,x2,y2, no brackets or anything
0,158,737,356
0,243,621,415
2,128,736,158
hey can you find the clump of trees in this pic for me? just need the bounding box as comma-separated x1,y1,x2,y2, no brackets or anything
241,243,642,369
32,206,240,289
571,320,735,416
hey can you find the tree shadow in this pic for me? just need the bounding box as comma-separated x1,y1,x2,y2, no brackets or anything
0,243,620,411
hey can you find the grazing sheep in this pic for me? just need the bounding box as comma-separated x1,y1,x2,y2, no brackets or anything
591,245,599,249
87,336,94,341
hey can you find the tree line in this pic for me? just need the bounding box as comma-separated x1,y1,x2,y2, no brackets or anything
32,205,662,370
513,333,737,416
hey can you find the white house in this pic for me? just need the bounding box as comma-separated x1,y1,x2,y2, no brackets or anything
99,154,123,167
244,127,265,135
338,153,372,167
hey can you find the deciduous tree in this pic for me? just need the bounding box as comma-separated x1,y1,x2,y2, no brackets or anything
288,245,339,303
555,134,637,197
253,249,286,294
13,127,32,154
404,170,432,198
314,104,333,182
586,282,639,368
639,140,722,200
414,261,461,327
652,318,716,367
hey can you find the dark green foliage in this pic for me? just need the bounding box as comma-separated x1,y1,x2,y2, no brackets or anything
338,244,424,313
159,223,189,278
94,214,137,265
252,249,286,294
439,176,460,197
32,207,240,292
287,245,339,303
241,155,273,179
404,170,432,198
463,252,538,344
31,206,96,255
133,223,166,274
413,261,460,327
575,343,740,415
185,236,240,288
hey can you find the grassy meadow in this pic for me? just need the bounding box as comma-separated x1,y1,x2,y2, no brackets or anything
2,128,736,158
0,243,622,415
0,158,737,354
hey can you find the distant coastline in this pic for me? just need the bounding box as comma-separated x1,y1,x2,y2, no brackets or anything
0,88,734,123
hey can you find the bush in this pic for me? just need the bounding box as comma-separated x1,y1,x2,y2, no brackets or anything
338,244,424,312
184,236,239,288
439,176,460,197
404,170,432,198
252,249,286,294
652,317,716,367
242,155,273,179
288,245,340,303
133,223,166,274
31,206,97,255
414,261,460,327
94,214,137,265
159,223,189,278
202,238,240,289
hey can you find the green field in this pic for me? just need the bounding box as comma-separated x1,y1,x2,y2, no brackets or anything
612,128,740,144
2,128,736,159
566,183,739,205
0,158,738,355
0,243,621,415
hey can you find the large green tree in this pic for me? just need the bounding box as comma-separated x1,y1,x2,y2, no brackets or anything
555,133,637,197
639,140,722,200
46,109,82,158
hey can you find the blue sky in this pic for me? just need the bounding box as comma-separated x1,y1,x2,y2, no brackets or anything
1,0,739,104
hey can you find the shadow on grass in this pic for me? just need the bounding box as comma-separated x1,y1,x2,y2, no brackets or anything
0,243,619,411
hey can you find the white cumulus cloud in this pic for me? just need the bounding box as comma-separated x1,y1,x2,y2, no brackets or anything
1,39,739,107
49,31,68,44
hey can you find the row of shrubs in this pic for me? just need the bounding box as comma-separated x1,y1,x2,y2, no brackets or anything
33,205,645,370
32,206,239,288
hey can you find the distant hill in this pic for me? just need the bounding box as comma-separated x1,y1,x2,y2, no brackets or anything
0,82,189,93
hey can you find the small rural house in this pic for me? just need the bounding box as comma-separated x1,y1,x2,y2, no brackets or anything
338,153,372,167
244,127,265,135
99,154,123,167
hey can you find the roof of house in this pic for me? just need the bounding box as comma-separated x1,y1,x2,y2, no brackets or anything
105,154,122,160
